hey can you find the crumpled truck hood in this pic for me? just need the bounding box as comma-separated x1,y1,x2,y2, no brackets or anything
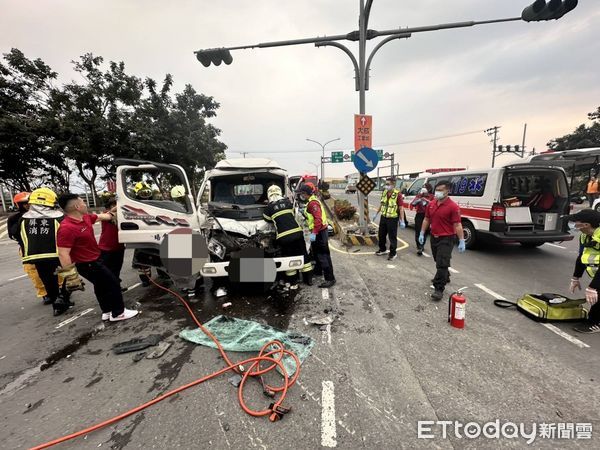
209,218,274,237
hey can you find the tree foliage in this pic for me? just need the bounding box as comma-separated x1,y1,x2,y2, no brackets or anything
0,48,226,198
547,106,600,151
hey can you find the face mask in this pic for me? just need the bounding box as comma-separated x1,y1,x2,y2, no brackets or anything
434,191,445,200
386,185,393,191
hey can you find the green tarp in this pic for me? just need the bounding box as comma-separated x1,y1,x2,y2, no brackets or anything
179,315,315,376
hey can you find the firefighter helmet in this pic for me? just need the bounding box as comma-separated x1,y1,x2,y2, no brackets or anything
170,185,186,199
133,182,152,200
29,187,58,207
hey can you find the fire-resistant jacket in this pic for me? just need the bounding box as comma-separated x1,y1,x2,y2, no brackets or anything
574,228,600,288
263,197,303,242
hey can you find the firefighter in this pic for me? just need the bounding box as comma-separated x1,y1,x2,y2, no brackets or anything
7,192,50,304
410,183,434,256
263,185,313,288
374,177,405,261
298,184,336,288
20,187,73,316
568,209,600,334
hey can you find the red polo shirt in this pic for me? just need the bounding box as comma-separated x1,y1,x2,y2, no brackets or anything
98,211,124,252
425,198,461,237
57,213,102,263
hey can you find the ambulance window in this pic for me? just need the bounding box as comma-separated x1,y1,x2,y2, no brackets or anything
407,179,425,196
123,168,192,213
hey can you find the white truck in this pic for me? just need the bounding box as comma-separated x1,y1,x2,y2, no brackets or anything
115,158,306,289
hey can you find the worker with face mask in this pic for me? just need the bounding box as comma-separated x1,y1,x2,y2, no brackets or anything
374,177,405,261
568,209,600,334
263,185,313,289
410,183,434,256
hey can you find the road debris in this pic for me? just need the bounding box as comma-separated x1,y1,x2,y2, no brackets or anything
132,352,146,362
307,315,335,326
146,341,172,359
215,287,227,298
222,302,232,309
112,335,161,354
229,374,243,387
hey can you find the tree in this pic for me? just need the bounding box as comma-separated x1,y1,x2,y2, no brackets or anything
547,106,600,151
0,49,57,191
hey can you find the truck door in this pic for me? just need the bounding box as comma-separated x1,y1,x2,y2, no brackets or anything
116,160,200,246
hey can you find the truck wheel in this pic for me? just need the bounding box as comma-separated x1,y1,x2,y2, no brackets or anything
520,241,544,248
462,221,477,249
595,203,600,212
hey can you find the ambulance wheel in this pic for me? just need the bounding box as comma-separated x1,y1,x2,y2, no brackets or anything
520,241,544,248
462,221,477,249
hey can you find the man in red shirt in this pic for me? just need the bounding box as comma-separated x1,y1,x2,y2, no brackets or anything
420,181,466,301
410,182,434,256
57,193,138,322
98,194,125,285
299,184,336,288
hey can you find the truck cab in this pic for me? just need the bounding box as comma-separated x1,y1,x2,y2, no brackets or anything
115,158,305,286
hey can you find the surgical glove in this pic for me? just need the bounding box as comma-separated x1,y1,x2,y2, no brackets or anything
309,233,317,242
418,232,425,246
458,239,466,253
585,287,598,305
56,264,85,292
570,277,581,294
399,220,406,229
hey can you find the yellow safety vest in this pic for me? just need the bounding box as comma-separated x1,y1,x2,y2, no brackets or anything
580,228,600,278
380,189,401,218
304,195,328,230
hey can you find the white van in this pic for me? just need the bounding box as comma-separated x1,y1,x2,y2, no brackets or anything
402,163,573,249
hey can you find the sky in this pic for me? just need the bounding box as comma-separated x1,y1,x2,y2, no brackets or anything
1,0,599,180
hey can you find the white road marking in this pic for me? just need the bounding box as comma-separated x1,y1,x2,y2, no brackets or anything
7,274,27,282
474,283,506,300
321,380,337,448
448,267,459,274
386,264,396,269
55,308,95,329
322,288,330,301
0,230,8,239
541,323,590,349
546,243,566,249
126,282,142,291
422,252,432,258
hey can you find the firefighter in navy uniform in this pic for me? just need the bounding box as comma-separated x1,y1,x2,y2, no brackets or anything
298,184,336,288
263,185,313,288
568,209,600,334
20,187,73,316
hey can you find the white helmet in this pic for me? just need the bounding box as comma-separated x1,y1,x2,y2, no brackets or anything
267,185,283,202
170,185,186,199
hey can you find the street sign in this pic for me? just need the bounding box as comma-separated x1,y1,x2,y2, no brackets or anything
354,114,372,150
331,151,344,163
353,147,379,173
375,149,384,159
356,174,376,196
343,153,351,161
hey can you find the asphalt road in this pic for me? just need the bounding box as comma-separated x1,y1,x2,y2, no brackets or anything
1,213,599,449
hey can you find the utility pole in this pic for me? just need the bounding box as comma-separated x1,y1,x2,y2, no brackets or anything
306,138,340,183
522,123,528,151
486,126,501,168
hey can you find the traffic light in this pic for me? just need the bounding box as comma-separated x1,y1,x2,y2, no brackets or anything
195,48,233,67
522,0,578,22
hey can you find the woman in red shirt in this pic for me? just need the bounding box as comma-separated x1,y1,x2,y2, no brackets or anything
410,182,434,256
98,195,125,286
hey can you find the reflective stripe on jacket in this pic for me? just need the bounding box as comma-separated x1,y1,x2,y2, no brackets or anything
20,218,60,262
263,198,303,240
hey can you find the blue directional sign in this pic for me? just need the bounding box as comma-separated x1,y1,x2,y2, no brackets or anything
353,147,379,173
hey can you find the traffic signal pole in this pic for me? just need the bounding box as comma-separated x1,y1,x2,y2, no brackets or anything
195,0,579,233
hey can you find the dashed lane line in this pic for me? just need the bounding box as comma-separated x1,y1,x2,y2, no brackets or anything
321,380,337,448
475,283,590,349
546,243,566,249
55,308,95,329
448,267,460,274
7,274,27,282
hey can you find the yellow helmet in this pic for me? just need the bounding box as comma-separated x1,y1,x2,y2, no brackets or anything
29,187,57,207
170,185,186,199
133,182,152,200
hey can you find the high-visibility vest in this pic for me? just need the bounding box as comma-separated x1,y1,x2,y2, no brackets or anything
20,217,60,262
263,198,303,240
304,195,328,230
380,189,401,218
580,228,600,277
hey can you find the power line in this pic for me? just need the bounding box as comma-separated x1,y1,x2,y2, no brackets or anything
226,129,485,155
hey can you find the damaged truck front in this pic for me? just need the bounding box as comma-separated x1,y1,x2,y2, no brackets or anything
115,158,306,290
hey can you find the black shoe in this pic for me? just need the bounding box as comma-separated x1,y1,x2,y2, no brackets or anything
431,290,444,301
318,279,336,289
387,254,397,261
375,250,388,256
42,296,53,305
53,304,69,316
121,286,128,292
139,274,150,287
573,324,600,334
303,273,313,286
417,249,423,256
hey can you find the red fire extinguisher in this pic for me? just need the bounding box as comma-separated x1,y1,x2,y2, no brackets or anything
448,288,467,329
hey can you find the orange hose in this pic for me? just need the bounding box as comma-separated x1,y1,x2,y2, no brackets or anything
29,278,300,450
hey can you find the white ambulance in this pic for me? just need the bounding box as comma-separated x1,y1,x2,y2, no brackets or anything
401,163,573,249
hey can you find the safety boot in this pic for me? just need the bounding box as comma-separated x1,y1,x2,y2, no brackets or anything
303,272,313,286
